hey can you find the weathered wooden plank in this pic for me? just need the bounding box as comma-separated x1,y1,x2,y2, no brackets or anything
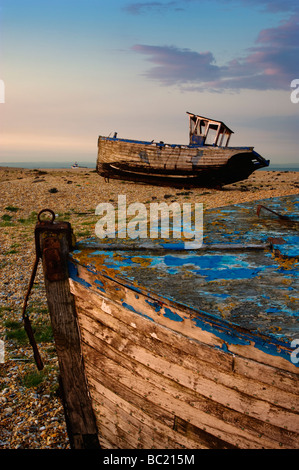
89,380,204,449
85,361,235,449
68,250,298,449
97,131,268,186
70,278,298,395
94,417,130,449
98,138,243,172
71,279,233,371
82,342,294,449
37,223,100,449
76,298,299,414
72,266,297,374
79,309,292,448
232,356,298,395
79,317,299,448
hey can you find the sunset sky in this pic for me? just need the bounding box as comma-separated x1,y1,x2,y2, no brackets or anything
0,0,298,166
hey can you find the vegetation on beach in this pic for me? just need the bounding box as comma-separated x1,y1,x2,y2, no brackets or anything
0,166,298,448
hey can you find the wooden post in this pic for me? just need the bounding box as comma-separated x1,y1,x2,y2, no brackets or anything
36,213,100,449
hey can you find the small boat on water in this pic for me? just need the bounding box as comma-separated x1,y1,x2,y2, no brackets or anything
96,112,270,187
28,194,298,449
71,162,88,169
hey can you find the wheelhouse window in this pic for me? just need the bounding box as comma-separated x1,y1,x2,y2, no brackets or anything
187,112,233,147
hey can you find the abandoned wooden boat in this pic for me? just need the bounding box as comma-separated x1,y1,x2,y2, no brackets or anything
28,195,298,449
96,112,270,187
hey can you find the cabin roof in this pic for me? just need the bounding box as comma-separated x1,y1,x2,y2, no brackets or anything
186,111,234,134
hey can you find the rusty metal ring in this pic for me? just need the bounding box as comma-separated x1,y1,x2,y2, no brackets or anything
38,209,56,223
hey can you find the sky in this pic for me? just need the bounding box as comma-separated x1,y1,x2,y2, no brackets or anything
0,0,298,166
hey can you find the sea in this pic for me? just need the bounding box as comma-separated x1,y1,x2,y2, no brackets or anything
0,161,298,171
0,161,96,169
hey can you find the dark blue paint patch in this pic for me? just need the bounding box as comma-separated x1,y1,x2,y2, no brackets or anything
190,313,295,365
167,268,179,275
191,314,250,347
197,267,262,281
161,242,185,250
220,343,229,353
68,261,92,289
163,307,183,322
145,299,162,313
122,302,154,322
204,292,230,300
266,307,280,313
164,254,236,268
94,279,105,292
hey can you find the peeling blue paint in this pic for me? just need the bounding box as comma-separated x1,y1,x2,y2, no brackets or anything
122,302,154,322
160,242,185,250
145,299,162,312
163,307,183,322
266,307,280,313
94,279,105,293
69,194,299,365
190,314,250,347
207,292,230,299
68,261,92,289
196,266,262,281
220,343,229,353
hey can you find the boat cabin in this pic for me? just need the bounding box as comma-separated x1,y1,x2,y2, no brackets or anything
187,112,234,147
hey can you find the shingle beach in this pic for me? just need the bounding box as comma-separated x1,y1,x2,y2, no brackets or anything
0,166,298,448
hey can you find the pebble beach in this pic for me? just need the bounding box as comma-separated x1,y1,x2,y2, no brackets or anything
0,165,298,449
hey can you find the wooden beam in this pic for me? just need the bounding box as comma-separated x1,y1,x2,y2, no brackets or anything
226,132,232,147
36,218,100,449
214,124,221,146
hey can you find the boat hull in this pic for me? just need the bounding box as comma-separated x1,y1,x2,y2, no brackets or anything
68,194,299,449
33,195,297,449
96,136,269,187
68,263,298,449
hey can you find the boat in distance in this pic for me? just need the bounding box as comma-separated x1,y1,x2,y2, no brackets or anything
96,112,270,187
28,195,298,449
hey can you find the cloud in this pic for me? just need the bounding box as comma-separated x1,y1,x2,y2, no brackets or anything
228,0,299,14
132,15,299,91
123,1,182,15
132,45,222,85
124,0,299,15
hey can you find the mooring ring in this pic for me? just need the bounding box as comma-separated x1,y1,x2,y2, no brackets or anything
37,209,56,223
